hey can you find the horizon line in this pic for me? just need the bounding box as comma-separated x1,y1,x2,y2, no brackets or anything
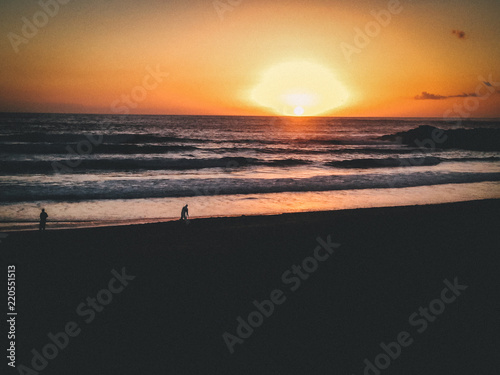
1,111,499,121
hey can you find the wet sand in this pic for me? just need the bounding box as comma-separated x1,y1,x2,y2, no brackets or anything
2,199,499,374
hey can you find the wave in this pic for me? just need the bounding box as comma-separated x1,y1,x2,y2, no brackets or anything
326,157,442,168
440,156,500,163
0,157,311,174
0,133,376,147
2,154,498,174
215,147,419,155
2,171,499,202
0,143,198,154
0,133,210,144
380,125,500,151
0,143,422,156
0,133,307,145
326,156,500,169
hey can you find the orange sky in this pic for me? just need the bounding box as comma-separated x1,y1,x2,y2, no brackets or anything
1,0,499,117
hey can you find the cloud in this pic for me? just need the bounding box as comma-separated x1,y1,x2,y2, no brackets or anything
453,92,478,98
414,92,446,100
452,29,466,39
414,91,478,100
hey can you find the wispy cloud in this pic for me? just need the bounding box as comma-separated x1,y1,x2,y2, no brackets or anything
452,29,466,39
415,92,447,100
414,91,481,100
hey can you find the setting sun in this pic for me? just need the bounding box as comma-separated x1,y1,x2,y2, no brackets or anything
251,61,349,116
294,106,305,116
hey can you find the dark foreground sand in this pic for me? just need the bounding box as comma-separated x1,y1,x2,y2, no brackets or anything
2,200,499,374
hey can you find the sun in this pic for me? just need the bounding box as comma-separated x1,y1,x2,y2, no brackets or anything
294,106,305,116
251,61,349,116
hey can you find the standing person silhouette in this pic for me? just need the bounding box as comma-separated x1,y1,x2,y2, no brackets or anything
180,204,189,223
39,209,48,231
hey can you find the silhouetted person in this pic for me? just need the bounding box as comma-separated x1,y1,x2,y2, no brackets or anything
180,204,189,222
39,209,48,231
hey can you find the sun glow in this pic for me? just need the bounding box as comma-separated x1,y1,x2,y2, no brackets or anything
251,61,349,116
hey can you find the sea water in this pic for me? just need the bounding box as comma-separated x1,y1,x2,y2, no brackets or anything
1,113,499,230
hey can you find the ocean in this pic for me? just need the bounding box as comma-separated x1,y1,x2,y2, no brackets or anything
1,113,499,230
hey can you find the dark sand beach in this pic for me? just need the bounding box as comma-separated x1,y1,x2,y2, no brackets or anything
2,200,499,374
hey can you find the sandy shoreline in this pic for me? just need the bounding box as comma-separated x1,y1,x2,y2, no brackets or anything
2,199,499,374
3,182,500,233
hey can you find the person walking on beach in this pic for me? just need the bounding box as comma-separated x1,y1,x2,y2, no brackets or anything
180,204,189,223
39,209,48,231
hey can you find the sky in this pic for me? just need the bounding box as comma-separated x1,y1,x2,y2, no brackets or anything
0,0,499,117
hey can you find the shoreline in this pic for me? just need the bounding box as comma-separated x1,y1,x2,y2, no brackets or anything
2,195,500,232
